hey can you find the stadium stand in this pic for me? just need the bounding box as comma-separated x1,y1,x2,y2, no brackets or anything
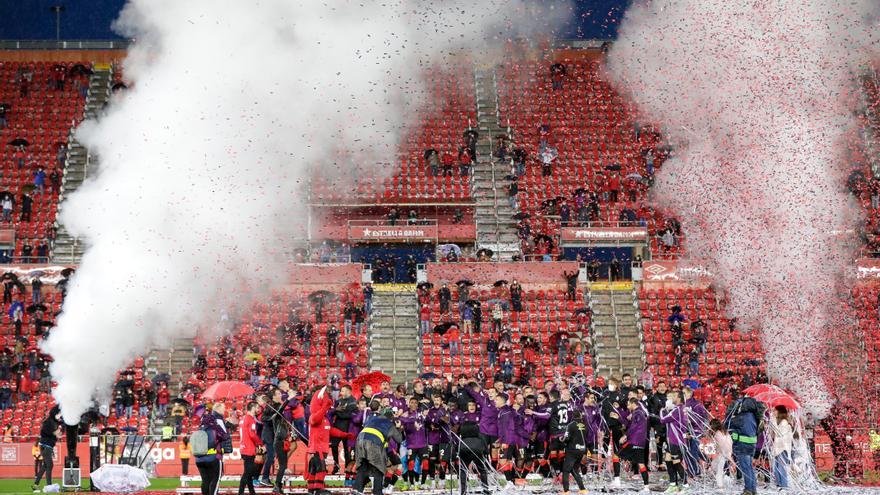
0,61,88,262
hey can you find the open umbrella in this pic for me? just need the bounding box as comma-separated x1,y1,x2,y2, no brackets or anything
433,322,458,335
604,164,622,171
1,272,18,281
8,138,29,147
493,280,508,287
28,270,45,278
456,279,474,287
513,212,530,220
548,331,570,350
25,303,47,314
202,380,255,400
352,371,391,392
170,398,190,408
68,64,93,77
438,244,462,257
671,305,682,313
625,172,644,181
61,268,75,278
419,372,438,380
308,290,337,303
574,308,591,315
151,373,170,384
417,281,434,290
476,248,494,259
112,81,128,91
533,233,554,247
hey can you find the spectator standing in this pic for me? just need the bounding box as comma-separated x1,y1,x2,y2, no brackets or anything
354,304,365,335
363,283,373,315
1,195,11,223
438,284,451,315
157,384,171,417
770,406,793,489
419,303,431,337
563,270,578,300
343,302,355,336
461,304,474,334
491,304,503,333
509,281,522,312
33,169,46,195
326,325,339,358
447,326,461,357
342,346,356,380
20,194,31,223
487,335,498,368
239,401,264,495
508,179,518,209
30,277,42,304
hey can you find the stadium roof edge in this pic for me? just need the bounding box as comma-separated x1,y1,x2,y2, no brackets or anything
0,40,131,50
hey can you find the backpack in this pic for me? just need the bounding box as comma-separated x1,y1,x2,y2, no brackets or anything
190,427,216,457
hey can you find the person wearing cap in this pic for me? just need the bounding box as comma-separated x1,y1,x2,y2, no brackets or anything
353,410,403,495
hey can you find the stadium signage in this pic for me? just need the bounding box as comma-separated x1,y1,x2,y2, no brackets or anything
856,258,880,279
560,226,648,243
349,225,438,242
643,260,713,282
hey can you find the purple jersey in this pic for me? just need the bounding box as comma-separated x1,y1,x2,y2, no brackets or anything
531,404,552,443
466,388,499,437
621,405,649,448
425,406,449,444
497,405,526,447
661,404,688,446
400,409,428,449
348,409,370,449
582,404,602,444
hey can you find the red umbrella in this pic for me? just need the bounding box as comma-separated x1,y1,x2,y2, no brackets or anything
202,381,255,400
352,371,391,397
742,383,777,396
744,384,800,411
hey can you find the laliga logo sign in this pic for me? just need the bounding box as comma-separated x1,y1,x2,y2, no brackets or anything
150,447,242,463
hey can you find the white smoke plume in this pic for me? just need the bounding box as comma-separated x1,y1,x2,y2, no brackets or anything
44,0,571,424
607,0,879,416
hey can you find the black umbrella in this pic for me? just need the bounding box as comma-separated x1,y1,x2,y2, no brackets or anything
419,372,438,380
1,272,18,281
115,379,134,390
112,82,128,91
493,280,508,287
60,268,75,278
465,299,481,308
8,138,29,147
433,322,458,335
417,282,434,290
456,279,474,287
68,64,93,77
604,164,622,171
170,397,191,408
574,307,591,315
671,305,682,313
476,248,494,259
151,372,171,384
541,198,559,209
26,303,47,314
308,290,337,303
533,234,554,247
513,212,530,220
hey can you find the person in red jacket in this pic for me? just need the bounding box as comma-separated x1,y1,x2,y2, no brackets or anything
238,401,264,495
305,386,352,495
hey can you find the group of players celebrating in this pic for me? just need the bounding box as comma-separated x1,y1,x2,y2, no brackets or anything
342,373,706,495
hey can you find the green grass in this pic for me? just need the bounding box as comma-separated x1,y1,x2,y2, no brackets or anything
0,477,182,494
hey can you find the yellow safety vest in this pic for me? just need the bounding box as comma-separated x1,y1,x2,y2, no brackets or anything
361,427,387,446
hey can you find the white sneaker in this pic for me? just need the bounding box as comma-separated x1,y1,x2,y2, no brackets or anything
612,477,622,488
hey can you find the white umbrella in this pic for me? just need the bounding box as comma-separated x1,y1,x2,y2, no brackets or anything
90,464,151,494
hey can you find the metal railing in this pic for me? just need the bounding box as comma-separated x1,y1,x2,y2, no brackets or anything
0,40,132,50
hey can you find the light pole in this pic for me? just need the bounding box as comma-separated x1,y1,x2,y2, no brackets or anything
49,5,65,41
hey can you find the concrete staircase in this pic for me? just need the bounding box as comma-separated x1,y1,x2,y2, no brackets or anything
590,288,644,378
368,290,420,383
146,336,196,393
51,66,113,264
472,66,520,261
